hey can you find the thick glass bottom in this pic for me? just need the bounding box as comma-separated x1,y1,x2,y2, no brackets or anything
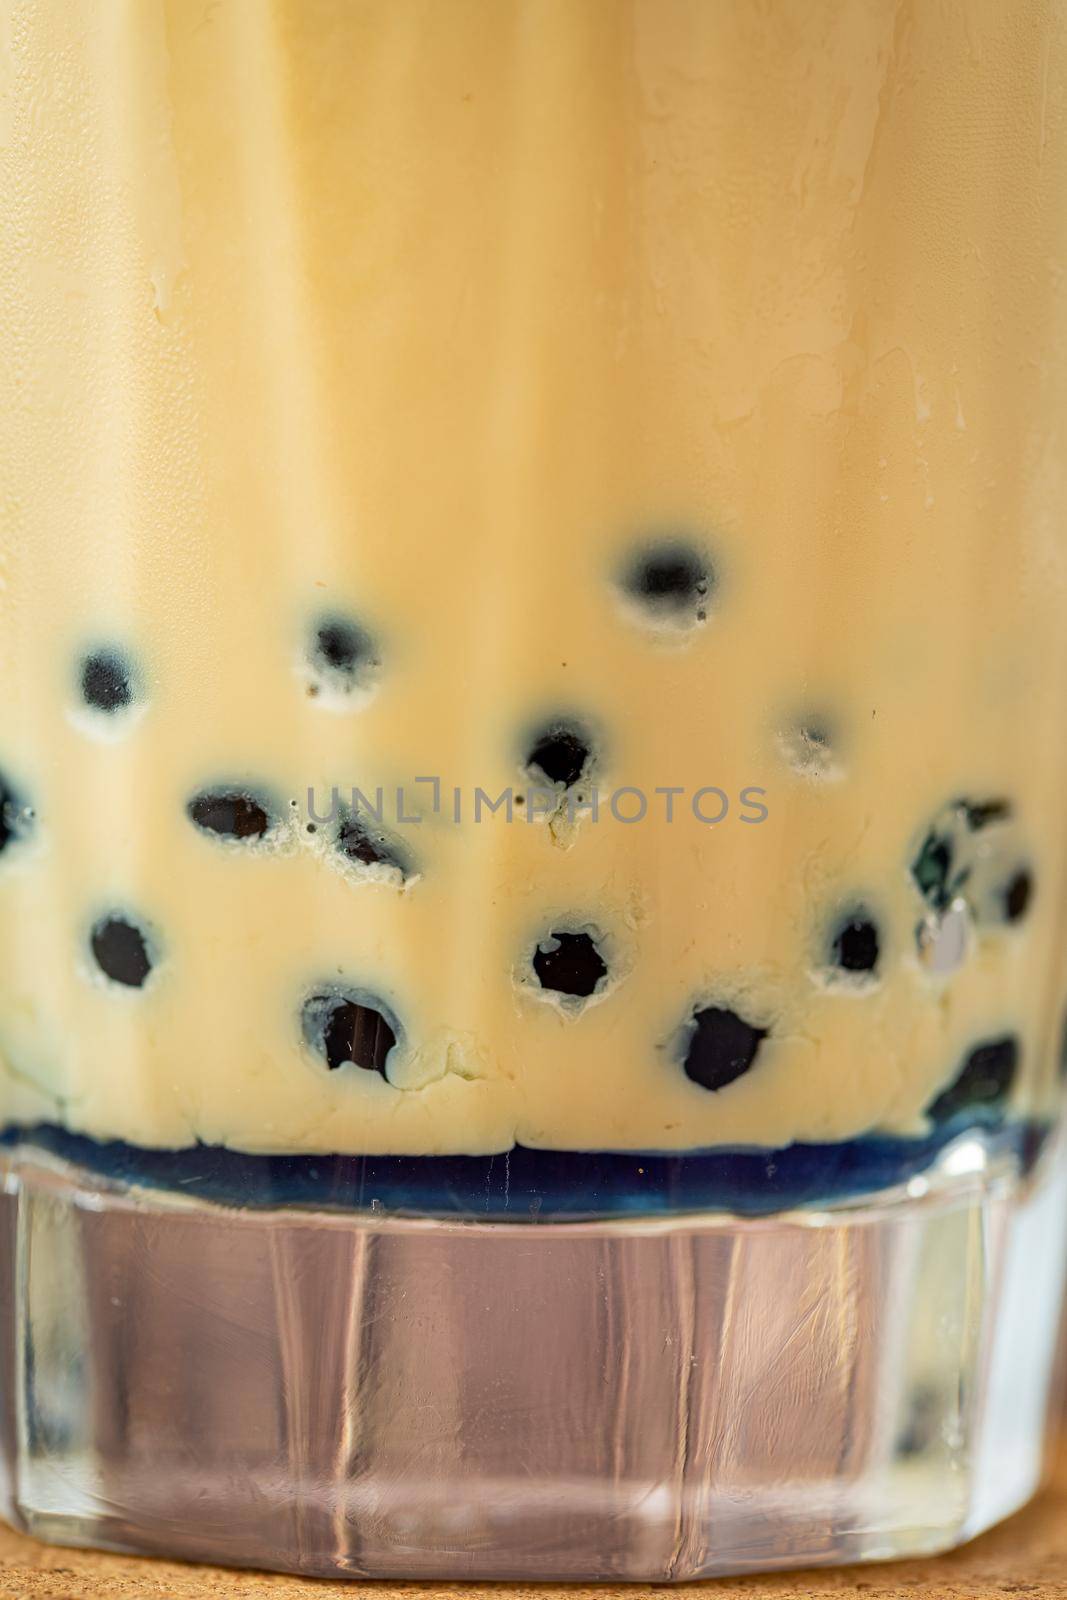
0,1130,1065,1581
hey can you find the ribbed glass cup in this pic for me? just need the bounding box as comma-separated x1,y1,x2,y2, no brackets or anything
2,0,1067,1579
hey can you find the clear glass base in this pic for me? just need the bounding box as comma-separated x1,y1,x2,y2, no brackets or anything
0,1132,1065,1581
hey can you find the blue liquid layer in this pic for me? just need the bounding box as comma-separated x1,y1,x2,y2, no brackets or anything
0,1117,1049,1221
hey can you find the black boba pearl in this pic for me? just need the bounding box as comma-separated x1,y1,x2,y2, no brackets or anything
90,914,154,989
323,1001,395,1073
830,910,880,975
960,798,1012,831
187,789,274,841
302,989,399,1076
1002,868,1033,924
911,797,1014,914
307,613,378,692
336,809,413,878
524,720,593,789
0,772,31,856
0,793,14,856
618,538,713,626
80,648,135,713
682,1005,767,1092
926,1035,1019,1123
533,930,607,999
911,829,956,912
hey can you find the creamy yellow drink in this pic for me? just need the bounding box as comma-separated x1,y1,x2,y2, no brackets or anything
1,0,1066,1159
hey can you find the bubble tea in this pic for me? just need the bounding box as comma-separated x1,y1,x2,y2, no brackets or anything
1,0,1066,1581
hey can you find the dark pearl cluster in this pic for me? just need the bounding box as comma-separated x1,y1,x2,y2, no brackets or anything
0,562,1043,1135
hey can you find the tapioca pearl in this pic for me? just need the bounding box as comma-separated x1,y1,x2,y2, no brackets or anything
301,988,401,1077
0,771,33,857
776,718,840,781
335,806,414,880
680,1004,768,1092
959,798,1012,831
911,828,956,912
911,797,1014,914
187,787,275,842
523,718,594,790
305,612,380,700
89,913,155,989
968,859,1037,930
616,537,714,630
533,930,608,999
1002,866,1033,924
825,906,880,980
926,1035,1019,1123
910,796,1033,970
79,647,138,714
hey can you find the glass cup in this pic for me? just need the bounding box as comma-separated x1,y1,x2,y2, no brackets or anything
1,0,1066,1580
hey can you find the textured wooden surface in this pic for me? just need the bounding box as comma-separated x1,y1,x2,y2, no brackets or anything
0,1438,1065,1600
